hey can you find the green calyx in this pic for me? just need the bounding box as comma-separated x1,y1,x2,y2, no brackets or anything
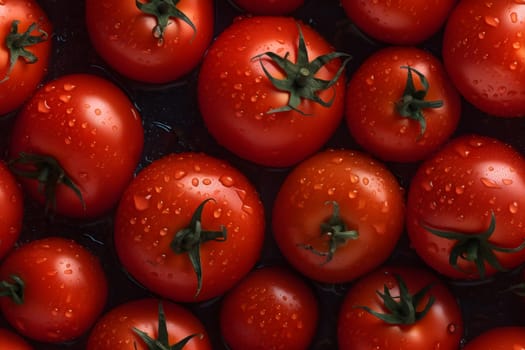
1,20,48,83
9,152,85,216
395,65,443,138
170,198,227,297
136,0,196,43
355,274,435,325
423,211,525,279
298,201,358,264
133,302,202,350
0,274,25,305
253,24,351,115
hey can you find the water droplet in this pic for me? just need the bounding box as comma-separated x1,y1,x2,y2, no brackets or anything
510,61,519,70
242,204,254,215
63,269,73,275
133,194,151,211
480,177,501,189
63,83,76,91
59,94,71,103
233,83,243,91
509,201,519,213
447,323,457,334
478,31,486,39
219,175,234,187
484,16,500,27
38,99,51,113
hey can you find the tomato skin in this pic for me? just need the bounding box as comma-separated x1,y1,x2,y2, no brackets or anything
0,162,23,260
272,149,405,283
8,73,144,218
114,152,265,302
345,46,461,163
462,326,525,350
198,16,347,167
0,328,32,350
0,237,108,343
231,0,304,15
406,134,525,280
220,266,319,350
0,0,52,116
340,0,456,45
442,0,525,117
337,265,463,350
85,0,214,84
87,298,212,350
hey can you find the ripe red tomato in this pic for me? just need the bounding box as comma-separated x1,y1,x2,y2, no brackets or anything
340,0,456,45
0,328,32,350
272,149,405,283
198,16,349,167
337,265,463,350
0,0,52,115
463,326,525,349
114,152,265,302
8,73,144,218
85,0,214,84
0,161,23,260
442,0,525,117
220,266,319,350
230,0,304,15
87,298,212,350
406,134,525,280
0,237,108,343
345,46,461,162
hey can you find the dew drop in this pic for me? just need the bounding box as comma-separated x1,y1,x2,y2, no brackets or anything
509,201,519,214
133,194,151,211
484,16,500,27
219,175,235,187
480,177,501,189
63,83,76,91
38,99,51,113
447,323,457,334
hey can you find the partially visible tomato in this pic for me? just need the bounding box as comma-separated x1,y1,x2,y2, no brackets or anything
230,0,304,15
85,0,214,84
0,328,32,350
0,161,23,260
0,0,52,115
0,237,108,343
463,326,525,350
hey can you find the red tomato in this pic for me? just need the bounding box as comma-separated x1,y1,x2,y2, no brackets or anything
345,46,461,162
0,161,23,260
272,149,405,283
87,298,212,350
230,0,304,15
220,266,319,350
340,0,456,45
114,152,265,302
8,73,144,218
406,134,525,280
198,16,349,167
0,0,52,115
0,328,32,350
0,237,108,343
463,326,525,350
337,265,463,350
85,0,214,84
442,0,525,117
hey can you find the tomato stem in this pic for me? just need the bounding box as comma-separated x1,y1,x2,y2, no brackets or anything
0,274,25,305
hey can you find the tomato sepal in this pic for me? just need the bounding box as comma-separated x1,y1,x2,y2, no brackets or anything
0,274,25,305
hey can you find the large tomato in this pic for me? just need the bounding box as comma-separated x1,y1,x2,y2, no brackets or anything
337,265,463,350
0,161,23,260
0,328,32,350
8,73,144,219
442,0,525,117
272,149,405,283
462,326,525,349
406,134,525,280
198,16,349,167
0,0,52,116
0,237,108,343
114,152,265,302
345,46,461,162
85,0,214,84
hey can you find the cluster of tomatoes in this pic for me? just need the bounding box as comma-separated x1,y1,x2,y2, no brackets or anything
1,0,525,349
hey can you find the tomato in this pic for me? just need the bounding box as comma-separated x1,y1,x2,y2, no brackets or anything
8,73,144,219
442,0,525,117
345,46,461,163
463,326,525,349
272,149,405,283
0,237,108,343
87,298,211,350
230,0,305,15
114,152,265,302
0,161,23,260
85,0,214,84
220,266,318,350
340,0,456,45
337,265,463,350
197,16,349,167
0,328,32,350
0,0,52,116
406,134,525,280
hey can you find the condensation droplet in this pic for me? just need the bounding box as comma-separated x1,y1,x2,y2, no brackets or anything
480,177,501,189
509,201,519,214
219,175,235,187
484,16,500,27
133,194,151,211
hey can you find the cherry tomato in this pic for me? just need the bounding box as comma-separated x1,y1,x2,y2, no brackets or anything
8,73,144,218
87,298,212,350
0,161,23,260
198,16,349,167
114,152,265,302
407,134,525,280
345,46,461,162
230,0,304,15
0,237,108,343
0,0,52,116
338,265,463,350
85,0,214,84
220,266,319,350
442,0,525,117
272,149,405,283
0,328,32,350
463,327,525,349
